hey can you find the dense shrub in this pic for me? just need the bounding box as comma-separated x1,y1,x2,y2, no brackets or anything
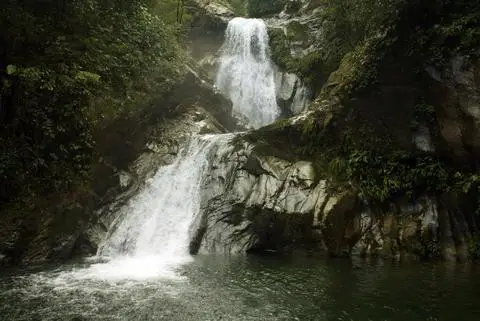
318,0,403,70
0,0,185,206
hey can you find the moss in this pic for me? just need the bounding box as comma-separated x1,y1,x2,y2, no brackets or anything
291,51,331,93
469,237,480,260
247,0,286,17
268,27,331,93
284,0,302,14
268,28,293,70
285,21,309,43
220,0,248,16
321,30,395,100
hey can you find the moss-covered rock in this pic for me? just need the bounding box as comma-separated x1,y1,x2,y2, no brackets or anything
247,0,286,17
235,0,480,261
268,27,330,94
0,64,242,265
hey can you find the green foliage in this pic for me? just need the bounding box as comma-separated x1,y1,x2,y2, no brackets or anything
307,1,480,202
323,146,480,203
295,109,479,203
268,29,330,92
321,37,378,99
411,0,480,63
248,0,286,17
441,10,480,59
319,138,480,202
329,151,451,201
318,0,403,70
469,237,480,260
268,28,293,70
0,0,185,206
154,0,192,25
315,0,480,98
224,0,248,16
268,0,407,98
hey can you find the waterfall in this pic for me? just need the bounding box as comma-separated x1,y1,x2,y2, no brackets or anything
92,135,232,279
216,17,280,129
99,136,225,258
87,17,281,280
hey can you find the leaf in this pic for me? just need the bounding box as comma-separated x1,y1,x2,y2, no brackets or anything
6,65,17,75
76,71,101,83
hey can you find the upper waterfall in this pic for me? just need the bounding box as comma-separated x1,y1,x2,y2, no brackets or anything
216,17,280,129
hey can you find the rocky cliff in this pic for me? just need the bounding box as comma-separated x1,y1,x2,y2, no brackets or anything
185,0,480,261
0,65,238,266
185,127,477,261
1,0,479,265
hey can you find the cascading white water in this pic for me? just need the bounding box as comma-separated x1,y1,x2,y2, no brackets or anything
81,134,232,280
61,17,282,281
100,135,227,258
216,17,280,128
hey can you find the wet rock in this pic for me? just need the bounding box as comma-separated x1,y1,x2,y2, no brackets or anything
426,56,480,166
190,138,342,254
413,125,435,152
187,0,233,65
275,70,311,115
185,135,479,261
192,0,235,23
118,171,132,189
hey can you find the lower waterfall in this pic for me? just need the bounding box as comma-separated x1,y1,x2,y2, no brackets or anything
99,135,231,258
86,134,233,279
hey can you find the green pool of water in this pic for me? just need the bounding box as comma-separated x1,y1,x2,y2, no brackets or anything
1,255,479,321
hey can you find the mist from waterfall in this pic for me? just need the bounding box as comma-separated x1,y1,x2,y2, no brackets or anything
216,17,280,128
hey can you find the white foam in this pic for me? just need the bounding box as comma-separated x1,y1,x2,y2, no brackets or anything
78,134,234,281
216,17,280,128
55,256,188,282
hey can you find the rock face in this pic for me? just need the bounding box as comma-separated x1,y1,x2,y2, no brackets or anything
187,136,479,261
266,0,324,113
275,70,311,115
190,138,326,253
351,196,479,262
426,56,480,167
0,65,237,265
267,1,323,57
187,0,235,79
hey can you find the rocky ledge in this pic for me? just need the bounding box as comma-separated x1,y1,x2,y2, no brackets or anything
188,133,478,262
